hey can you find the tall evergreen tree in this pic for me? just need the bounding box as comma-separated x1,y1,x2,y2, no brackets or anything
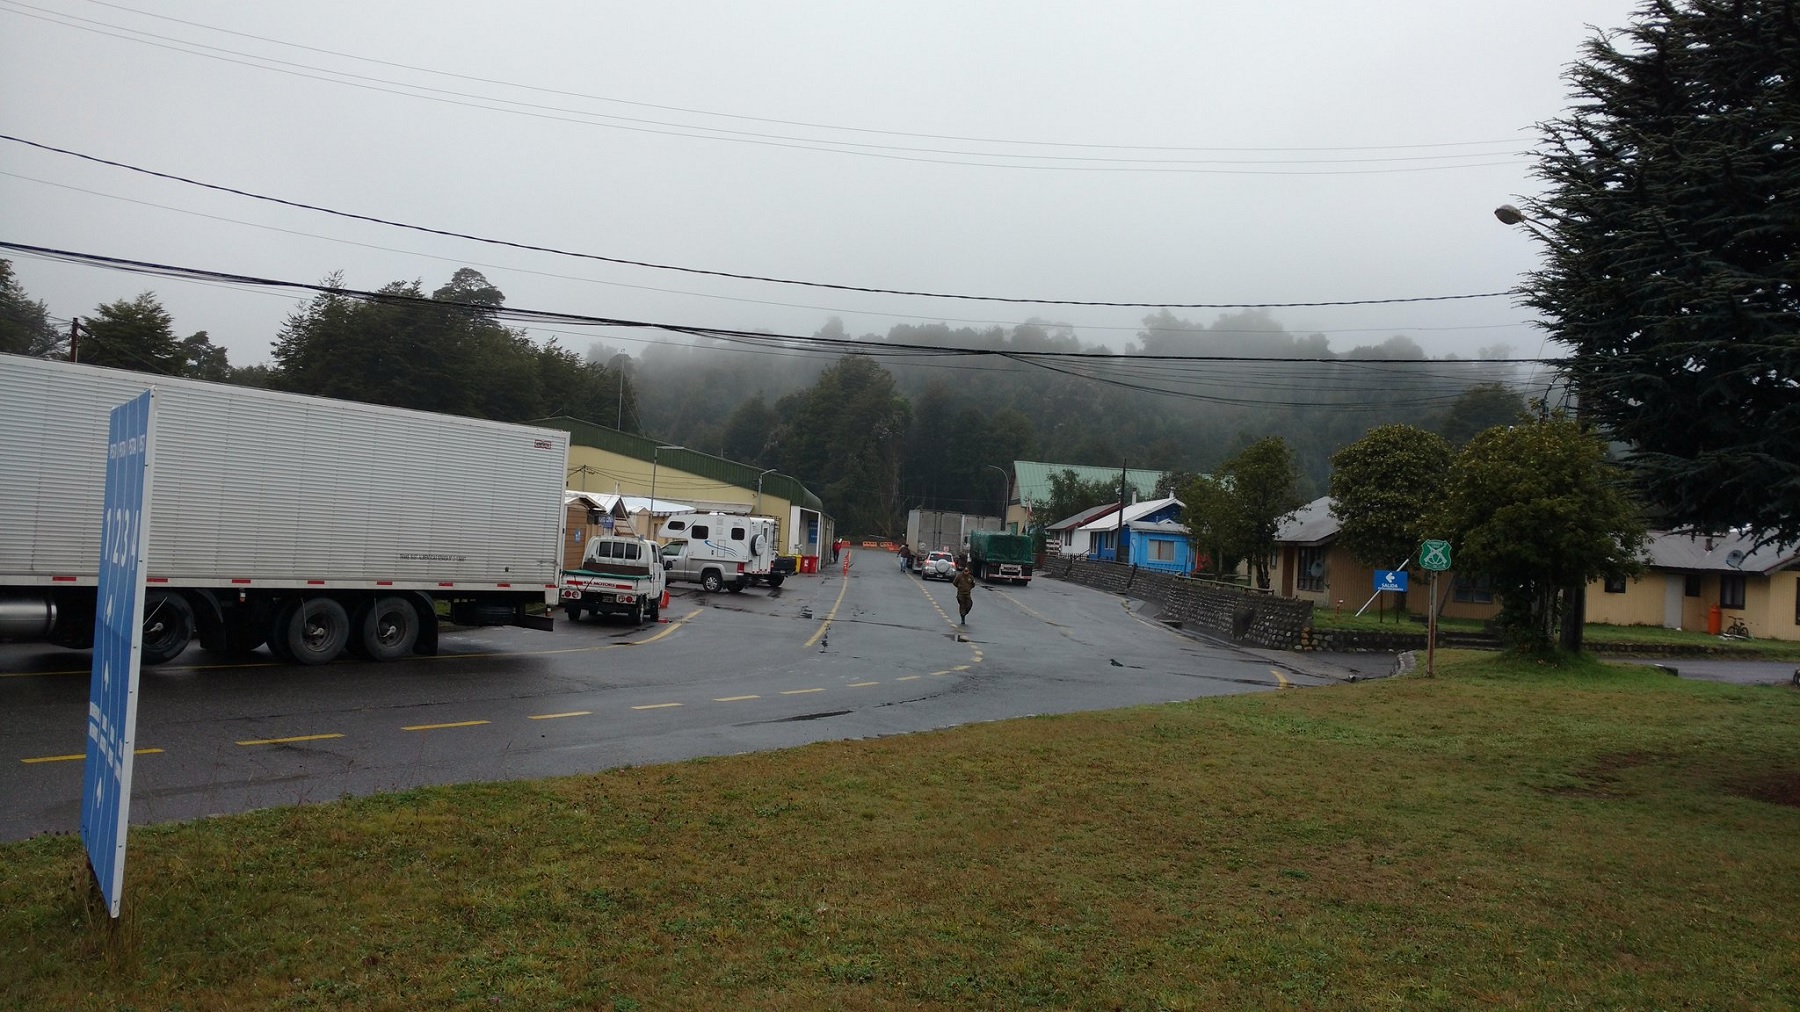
1519,0,1800,545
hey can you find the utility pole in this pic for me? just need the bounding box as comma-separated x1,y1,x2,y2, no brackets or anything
1115,457,1128,563
68,317,80,363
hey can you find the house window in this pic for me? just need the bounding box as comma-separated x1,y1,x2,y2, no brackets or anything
1297,546,1325,593
1603,575,1627,594
1453,573,1495,604
1685,574,1702,597
1150,539,1175,562
1719,574,1746,610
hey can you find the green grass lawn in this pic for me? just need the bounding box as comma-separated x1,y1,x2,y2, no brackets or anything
6,653,1798,1010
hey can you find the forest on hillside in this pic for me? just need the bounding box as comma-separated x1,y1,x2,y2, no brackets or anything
2,261,1532,535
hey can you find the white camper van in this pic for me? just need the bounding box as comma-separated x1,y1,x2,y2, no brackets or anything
657,512,787,592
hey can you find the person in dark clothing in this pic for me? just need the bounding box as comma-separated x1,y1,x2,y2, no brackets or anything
952,566,975,624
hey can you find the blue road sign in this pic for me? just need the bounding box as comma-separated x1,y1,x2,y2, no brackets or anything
1374,569,1409,593
82,389,157,919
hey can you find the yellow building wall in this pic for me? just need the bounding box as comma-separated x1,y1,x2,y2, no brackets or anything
1583,574,1670,628
563,445,793,543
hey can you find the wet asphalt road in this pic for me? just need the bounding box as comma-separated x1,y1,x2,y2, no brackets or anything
1,554,1331,841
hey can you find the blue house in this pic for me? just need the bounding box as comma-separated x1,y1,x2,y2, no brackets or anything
1083,495,1187,570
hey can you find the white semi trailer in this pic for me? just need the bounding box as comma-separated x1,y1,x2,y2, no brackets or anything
0,356,568,666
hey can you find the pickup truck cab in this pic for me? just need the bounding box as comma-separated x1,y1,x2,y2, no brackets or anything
561,535,665,624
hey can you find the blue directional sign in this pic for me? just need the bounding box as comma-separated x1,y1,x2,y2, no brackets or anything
1374,569,1409,593
82,389,157,919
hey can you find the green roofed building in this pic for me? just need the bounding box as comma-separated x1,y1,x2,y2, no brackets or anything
1005,460,1165,533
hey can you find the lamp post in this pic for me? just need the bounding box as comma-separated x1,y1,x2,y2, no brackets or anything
648,444,682,540
984,464,1009,528
1495,204,1584,653
755,467,777,515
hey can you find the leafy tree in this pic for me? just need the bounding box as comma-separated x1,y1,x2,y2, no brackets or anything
1175,472,1244,578
1,259,60,357
771,355,910,534
1328,425,1453,568
180,331,232,382
1434,416,1648,654
1218,436,1305,589
1430,383,1529,446
1519,0,1800,546
1041,469,1117,527
80,293,189,375
721,393,777,466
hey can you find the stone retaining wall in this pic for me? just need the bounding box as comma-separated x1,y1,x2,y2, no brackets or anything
1041,556,1313,650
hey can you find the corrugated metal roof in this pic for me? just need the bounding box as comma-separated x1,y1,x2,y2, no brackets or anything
1644,530,1798,574
1010,459,1164,511
1045,502,1120,531
536,415,827,515
1077,495,1183,531
1275,496,1340,546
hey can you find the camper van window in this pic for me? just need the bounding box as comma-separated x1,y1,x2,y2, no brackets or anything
666,521,686,533
732,526,746,539
691,525,710,539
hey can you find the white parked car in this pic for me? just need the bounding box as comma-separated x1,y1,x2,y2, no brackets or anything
918,550,958,581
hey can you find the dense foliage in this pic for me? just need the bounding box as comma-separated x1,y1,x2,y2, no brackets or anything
1328,425,1453,568
1521,0,1800,546
1434,417,1648,652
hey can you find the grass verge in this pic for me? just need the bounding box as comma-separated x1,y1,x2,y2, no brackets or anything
5,652,1799,1010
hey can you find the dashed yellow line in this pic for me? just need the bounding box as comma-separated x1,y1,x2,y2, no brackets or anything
527,711,590,720
402,720,490,731
847,681,878,687
714,694,760,702
22,747,162,764
781,687,825,695
632,702,682,711
929,670,954,677
236,733,344,746
897,675,921,681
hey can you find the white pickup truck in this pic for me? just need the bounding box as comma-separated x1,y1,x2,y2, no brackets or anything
560,535,665,625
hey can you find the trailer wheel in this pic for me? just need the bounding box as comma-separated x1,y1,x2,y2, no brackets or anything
701,570,724,593
141,590,195,666
359,595,420,661
275,598,349,666
766,574,784,588
564,602,583,623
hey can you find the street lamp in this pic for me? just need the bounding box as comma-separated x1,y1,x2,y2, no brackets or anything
648,444,682,539
754,467,778,515
1495,204,1584,653
984,464,1009,526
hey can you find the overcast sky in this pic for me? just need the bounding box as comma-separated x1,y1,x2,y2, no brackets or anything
2,1,1644,369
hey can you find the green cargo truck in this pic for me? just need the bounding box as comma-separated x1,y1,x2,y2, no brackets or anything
968,530,1034,584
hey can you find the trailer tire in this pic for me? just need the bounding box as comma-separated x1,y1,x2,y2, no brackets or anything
765,574,784,588
360,595,420,661
141,590,195,666
275,598,350,666
701,570,724,593
565,602,583,623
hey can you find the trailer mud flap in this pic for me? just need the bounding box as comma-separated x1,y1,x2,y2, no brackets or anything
517,613,556,632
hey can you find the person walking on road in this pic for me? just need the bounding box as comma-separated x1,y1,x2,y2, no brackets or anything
952,565,976,625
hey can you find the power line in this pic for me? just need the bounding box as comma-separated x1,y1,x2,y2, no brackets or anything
0,135,1516,310
0,241,1556,368
66,0,1526,157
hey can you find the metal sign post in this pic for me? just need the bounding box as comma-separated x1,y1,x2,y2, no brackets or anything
1420,540,1453,678
82,389,157,919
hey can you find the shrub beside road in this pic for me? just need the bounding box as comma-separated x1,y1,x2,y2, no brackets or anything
4,652,1797,1009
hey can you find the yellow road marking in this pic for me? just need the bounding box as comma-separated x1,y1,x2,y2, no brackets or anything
781,687,824,695
236,733,344,746
527,711,591,720
22,747,162,764
847,681,878,687
1271,668,1292,689
952,664,971,671
714,695,760,702
402,720,490,731
804,569,854,648
897,675,921,681
632,702,682,710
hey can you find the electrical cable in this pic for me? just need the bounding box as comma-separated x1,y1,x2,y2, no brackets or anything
0,135,1515,309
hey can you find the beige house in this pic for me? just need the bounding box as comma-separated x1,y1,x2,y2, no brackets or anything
1584,531,1800,641
1269,497,1502,622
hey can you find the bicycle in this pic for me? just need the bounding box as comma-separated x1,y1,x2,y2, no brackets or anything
1720,616,1751,640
